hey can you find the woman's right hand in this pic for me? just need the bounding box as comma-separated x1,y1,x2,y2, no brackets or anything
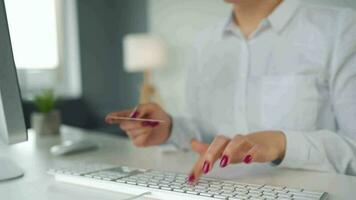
105,103,172,147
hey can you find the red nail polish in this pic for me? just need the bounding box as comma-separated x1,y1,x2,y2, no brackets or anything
220,155,228,168
132,111,139,118
188,174,195,184
244,155,253,164
202,161,210,174
150,122,159,127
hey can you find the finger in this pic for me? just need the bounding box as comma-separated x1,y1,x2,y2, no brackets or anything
191,139,209,155
141,121,160,128
187,155,205,185
124,127,152,139
120,121,144,130
187,136,230,185
129,106,139,118
222,135,254,167
243,144,260,164
105,110,132,124
188,136,230,184
128,128,152,138
188,135,229,184
105,104,151,124
135,103,160,119
133,104,164,128
200,136,230,175
131,132,151,147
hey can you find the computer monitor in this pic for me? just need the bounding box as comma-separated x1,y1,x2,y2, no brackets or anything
0,0,28,181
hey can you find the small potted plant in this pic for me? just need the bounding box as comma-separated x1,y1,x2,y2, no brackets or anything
31,90,61,136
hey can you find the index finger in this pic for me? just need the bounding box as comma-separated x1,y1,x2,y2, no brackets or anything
188,136,230,184
105,110,132,124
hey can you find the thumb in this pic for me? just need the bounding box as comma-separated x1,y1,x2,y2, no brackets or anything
136,103,158,118
191,139,209,155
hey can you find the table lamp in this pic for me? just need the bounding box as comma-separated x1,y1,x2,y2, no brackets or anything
123,34,167,104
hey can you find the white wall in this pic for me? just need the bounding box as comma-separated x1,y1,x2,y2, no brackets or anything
148,0,356,115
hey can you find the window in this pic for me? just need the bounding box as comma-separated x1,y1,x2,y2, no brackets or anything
5,0,59,69
4,0,82,99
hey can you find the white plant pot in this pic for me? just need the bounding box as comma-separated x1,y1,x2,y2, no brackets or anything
31,110,61,136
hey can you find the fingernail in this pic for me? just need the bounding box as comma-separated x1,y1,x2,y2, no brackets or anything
132,111,139,118
244,155,253,164
202,161,210,174
142,121,150,127
220,155,228,168
149,122,159,127
188,174,195,184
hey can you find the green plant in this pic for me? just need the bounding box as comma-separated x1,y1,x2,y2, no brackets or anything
33,90,56,113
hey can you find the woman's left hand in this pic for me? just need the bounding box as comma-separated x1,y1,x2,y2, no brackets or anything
187,131,286,184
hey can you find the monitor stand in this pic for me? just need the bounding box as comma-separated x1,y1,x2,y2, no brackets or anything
0,157,24,181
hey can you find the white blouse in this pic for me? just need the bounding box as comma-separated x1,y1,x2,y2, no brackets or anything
168,0,356,175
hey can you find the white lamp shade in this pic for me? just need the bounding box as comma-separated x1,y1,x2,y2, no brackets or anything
123,34,167,72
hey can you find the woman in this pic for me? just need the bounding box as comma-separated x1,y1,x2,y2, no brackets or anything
106,0,356,184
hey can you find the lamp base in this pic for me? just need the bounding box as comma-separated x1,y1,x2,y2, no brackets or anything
139,70,157,104
140,82,156,104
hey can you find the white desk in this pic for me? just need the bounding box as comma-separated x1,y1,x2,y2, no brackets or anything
0,126,355,200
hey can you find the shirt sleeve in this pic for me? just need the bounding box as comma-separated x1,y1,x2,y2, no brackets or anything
277,9,356,175
167,37,215,149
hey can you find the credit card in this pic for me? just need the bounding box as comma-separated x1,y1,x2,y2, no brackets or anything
109,116,165,123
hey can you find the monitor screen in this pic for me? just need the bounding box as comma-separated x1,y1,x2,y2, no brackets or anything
0,0,27,145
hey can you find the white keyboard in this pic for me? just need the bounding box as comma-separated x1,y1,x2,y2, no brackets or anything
48,164,328,200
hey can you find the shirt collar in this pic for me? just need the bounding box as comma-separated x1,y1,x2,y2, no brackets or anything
221,0,300,37
267,0,300,33
221,12,236,35
221,12,244,38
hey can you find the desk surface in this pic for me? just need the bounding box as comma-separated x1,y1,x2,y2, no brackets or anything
0,126,355,200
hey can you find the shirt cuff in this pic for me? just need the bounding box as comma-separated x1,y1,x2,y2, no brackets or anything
166,115,202,150
274,130,309,169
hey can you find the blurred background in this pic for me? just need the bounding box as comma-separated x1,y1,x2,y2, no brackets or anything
4,0,356,135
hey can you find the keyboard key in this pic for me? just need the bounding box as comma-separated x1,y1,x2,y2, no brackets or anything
263,191,277,195
213,194,227,199
161,187,172,191
220,193,235,198
293,195,321,199
199,192,213,197
264,196,277,200
249,193,262,197
262,193,277,199
302,191,324,196
173,189,185,193
287,188,303,193
234,194,249,199
115,179,126,183
194,185,207,189
290,192,321,198
170,185,181,189
236,188,248,192
148,185,159,189
208,191,221,195
210,184,222,189
194,188,208,193
186,191,199,195
293,197,320,200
